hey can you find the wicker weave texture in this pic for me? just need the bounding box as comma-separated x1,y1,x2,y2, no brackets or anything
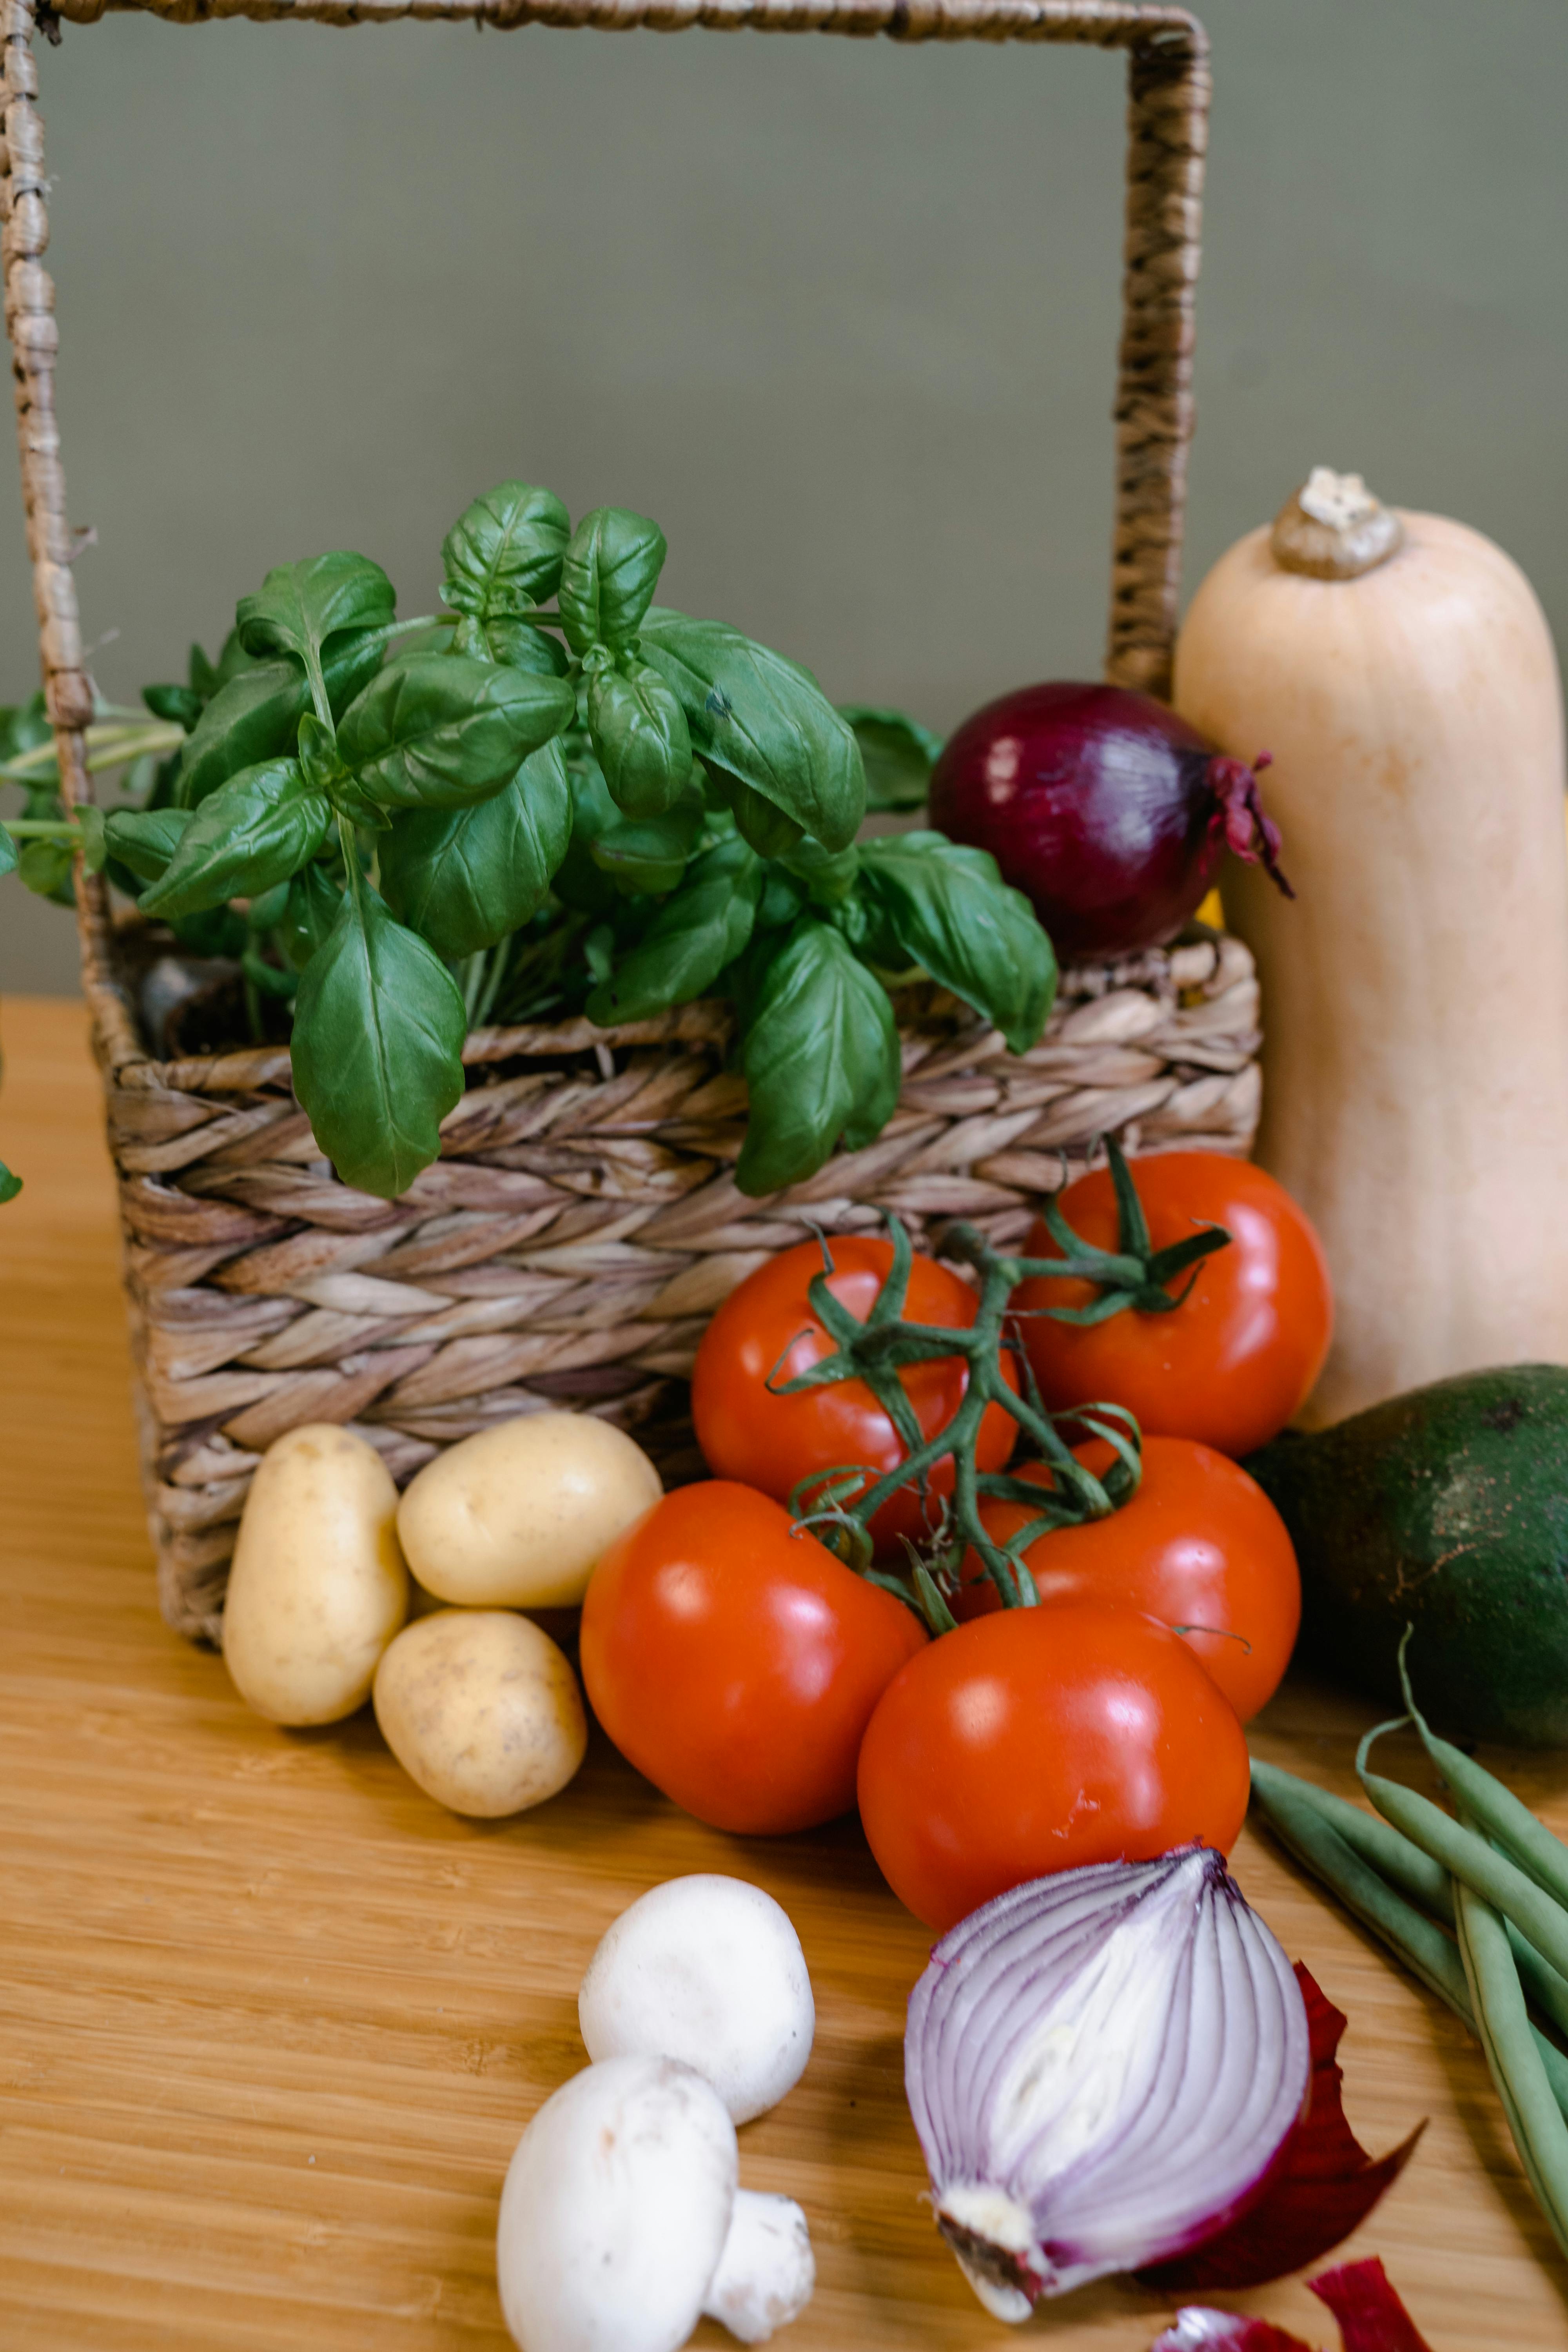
120,930,1258,1642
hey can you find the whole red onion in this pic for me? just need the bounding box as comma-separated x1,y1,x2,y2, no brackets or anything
927,681,1289,961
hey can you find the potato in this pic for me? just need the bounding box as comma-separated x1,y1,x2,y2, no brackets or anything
373,1609,588,1817
222,1423,409,1725
396,1411,661,1609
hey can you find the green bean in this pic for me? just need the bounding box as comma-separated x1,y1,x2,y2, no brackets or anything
1252,1759,1568,2041
1358,1719,1568,1983
1452,1800,1568,2262
1249,1762,1568,2120
1397,1635,1568,1913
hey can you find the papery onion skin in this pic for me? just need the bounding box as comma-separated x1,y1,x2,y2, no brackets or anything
905,1847,1311,2312
927,682,1277,959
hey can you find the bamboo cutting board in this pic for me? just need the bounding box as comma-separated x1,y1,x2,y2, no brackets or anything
3,995,1568,2352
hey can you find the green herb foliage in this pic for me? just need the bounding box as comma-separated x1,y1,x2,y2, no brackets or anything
2,480,1061,1203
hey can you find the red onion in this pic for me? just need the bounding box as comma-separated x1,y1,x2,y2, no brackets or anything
1149,2257,1436,2352
903,1845,1310,2316
926,681,1290,960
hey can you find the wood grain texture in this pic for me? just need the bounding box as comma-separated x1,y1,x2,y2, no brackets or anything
4,991,1568,2351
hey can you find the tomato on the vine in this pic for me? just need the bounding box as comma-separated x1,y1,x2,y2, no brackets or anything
856,1601,1250,1931
691,1235,1018,1555
1013,1152,1332,1458
955,1435,1300,1721
579,1480,927,1836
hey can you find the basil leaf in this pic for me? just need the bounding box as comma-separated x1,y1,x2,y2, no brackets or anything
551,744,621,917
0,824,16,880
291,881,466,1199
279,860,343,972
586,835,762,1024
379,737,571,958
837,704,944,811
480,616,569,677
16,838,74,904
141,760,330,918
0,691,50,763
639,610,864,853
441,482,570,619
588,791,703,897
587,656,692,817
336,653,573,814
736,919,901,1194
176,630,387,808
236,552,397,672
246,878,293,933
0,1160,21,1205
142,682,204,730
780,835,859,906
859,829,1056,1054
559,508,666,656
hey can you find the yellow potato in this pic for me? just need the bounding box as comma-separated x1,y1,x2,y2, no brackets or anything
396,1411,661,1609
222,1423,409,1726
372,1609,588,1817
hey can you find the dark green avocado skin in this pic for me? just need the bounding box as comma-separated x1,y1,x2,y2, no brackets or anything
1244,1365,1568,1748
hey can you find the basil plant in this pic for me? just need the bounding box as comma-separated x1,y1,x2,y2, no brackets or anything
1,484,1057,1200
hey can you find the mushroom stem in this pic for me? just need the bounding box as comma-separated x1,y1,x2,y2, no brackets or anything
702,2190,816,2346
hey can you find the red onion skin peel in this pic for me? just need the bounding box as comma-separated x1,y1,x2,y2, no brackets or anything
927,681,1289,960
1148,2257,1436,2352
903,1846,1311,2316
1142,1967,1424,2295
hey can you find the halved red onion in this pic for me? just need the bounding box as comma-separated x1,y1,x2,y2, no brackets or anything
904,1845,1310,2316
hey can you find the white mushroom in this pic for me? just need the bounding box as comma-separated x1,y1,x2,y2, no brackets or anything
701,2190,816,2346
496,2056,816,2352
579,1877,815,2125
496,2056,735,2352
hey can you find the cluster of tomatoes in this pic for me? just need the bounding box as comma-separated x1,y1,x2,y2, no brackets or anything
579,1152,1334,1933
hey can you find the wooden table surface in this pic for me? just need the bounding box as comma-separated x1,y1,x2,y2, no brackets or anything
4,991,1568,2352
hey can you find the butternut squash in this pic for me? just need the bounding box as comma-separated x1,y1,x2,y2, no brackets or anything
1174,468,1568,1425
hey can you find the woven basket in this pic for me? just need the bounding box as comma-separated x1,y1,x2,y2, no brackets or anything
0,0,1252,1641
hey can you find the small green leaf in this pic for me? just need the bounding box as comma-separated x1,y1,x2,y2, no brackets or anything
588,792,704,897
588,657,693,817
0,691,51,765
245,878,293,932
279,861,343,972
297,711,344,795
142,682,204,730
74,804,108,874
737,920,902,1194
104,806,193,881
336,653,573,814
480,616,569,677
441,482,571,620
379,737,571,958
0,824,16,880
724,771,804,860
859,829,1056,1053
141,759,330,918
16,837,74,904
292,880,467,1199
639,610,865,852
781,835,860,906
176,630,388,808
0,1160,21,1205
559,508,666,656
837,704,944,811
237,552,397,672
551,745,622,917
587,835,763,1024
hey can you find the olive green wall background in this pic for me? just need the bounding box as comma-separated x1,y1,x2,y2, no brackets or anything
2,0,1564,992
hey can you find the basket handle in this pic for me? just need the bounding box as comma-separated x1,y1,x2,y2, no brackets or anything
0,0,1207,1067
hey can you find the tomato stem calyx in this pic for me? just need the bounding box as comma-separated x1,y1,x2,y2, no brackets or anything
1024,1136,1234,1327
772,1212,1144,1628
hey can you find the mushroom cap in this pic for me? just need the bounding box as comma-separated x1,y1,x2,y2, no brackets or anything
496,2055,737,2352
579,1876,815,2125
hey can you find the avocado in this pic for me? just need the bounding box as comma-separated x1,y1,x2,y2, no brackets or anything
1244,1364,1568,1747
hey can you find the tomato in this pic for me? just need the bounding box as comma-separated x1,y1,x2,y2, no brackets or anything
579,1480,928,1836
955,1436,1300,1720
691,1235,1018,1555
856,1601,1250,1931
1013,1153,1333,1457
